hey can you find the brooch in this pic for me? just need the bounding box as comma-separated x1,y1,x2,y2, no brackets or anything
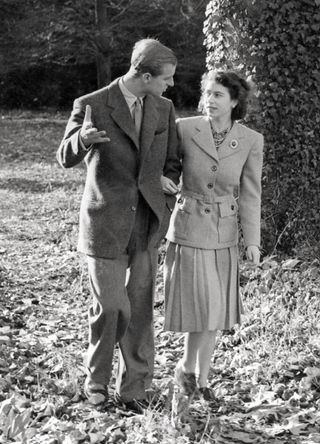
230,139,238,149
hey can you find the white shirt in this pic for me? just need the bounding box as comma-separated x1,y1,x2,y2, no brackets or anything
119,77,144,117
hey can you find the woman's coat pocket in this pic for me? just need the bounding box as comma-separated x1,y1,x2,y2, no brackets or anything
217,199,238,243
171,195,195,238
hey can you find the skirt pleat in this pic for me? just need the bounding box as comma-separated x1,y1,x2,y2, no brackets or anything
164,242,242,332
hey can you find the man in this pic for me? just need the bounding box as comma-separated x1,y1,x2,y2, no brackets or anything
57,39,180,412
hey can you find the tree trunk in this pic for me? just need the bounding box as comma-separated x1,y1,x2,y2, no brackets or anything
95,0,111,87
96,52,111,88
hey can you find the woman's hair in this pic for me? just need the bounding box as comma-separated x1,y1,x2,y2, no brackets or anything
131,38,177,77
199,70,251,120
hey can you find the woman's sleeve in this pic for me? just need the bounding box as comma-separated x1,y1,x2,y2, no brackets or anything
239,132,264,247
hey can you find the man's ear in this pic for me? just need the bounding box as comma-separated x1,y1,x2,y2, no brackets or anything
142,72,152,82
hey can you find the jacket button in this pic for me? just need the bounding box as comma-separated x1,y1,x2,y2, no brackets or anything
205,208,211,213
131,206,136,212
207,183,213,189
178,197,183,204
211,165,217,172
231,205,235,210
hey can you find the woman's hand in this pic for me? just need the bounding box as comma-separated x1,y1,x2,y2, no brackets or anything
161,175,179,195
246,245,260,265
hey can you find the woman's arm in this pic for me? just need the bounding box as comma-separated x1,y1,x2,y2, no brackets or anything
239,132,264,249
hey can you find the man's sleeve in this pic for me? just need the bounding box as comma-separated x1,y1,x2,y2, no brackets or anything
162,102,182,184
56,99,90,168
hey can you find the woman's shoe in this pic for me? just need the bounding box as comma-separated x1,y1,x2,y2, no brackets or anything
174,361,197,396
198,386,215,402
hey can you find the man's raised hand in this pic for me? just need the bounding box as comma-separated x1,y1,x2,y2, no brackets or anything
80,105,110,148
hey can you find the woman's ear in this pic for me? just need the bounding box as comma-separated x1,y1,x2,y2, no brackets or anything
232,99,238,109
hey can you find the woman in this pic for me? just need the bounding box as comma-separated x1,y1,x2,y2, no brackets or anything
161,70,263,400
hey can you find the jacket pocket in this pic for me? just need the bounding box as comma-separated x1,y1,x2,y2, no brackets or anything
172,195,195,238
154,128,167,136
177,195,194,214
217,199,238,243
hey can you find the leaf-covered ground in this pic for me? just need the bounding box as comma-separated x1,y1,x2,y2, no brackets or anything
0,111,319,444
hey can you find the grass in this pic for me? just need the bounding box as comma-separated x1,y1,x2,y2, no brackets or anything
0,110,319,443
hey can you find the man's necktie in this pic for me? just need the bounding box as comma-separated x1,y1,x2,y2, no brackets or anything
132,98,143,138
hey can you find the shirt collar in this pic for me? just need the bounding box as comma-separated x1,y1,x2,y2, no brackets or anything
119,77,144,110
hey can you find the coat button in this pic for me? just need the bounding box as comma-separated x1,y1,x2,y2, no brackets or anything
231,205,235,210
211,165,217,172
178,197,183,204
131,206,136,212
204,208,211,213
207,183,213,189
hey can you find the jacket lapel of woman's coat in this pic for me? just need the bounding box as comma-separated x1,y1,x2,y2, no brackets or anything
191,117,219,163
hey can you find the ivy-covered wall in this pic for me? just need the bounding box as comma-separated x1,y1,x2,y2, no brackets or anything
204,0,320,258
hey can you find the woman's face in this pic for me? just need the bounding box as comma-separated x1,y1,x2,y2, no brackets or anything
203,79,238,121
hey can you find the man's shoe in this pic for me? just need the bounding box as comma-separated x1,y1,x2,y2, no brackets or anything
145,388,161,404
174,361,197,396
115,393,149,414
84,380,108,407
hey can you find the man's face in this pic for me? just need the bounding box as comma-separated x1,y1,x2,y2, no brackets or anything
142,63,176,96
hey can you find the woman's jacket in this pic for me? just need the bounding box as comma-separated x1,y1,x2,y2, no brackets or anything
166,116,264,249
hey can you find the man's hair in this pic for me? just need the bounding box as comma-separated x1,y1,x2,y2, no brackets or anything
131,38,177,77
199,70,251,121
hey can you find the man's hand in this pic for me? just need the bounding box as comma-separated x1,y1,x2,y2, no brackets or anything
161,175,179,195
80,105,110,148
246,245,260,265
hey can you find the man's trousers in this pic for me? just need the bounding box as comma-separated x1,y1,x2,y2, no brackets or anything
85,245,158,401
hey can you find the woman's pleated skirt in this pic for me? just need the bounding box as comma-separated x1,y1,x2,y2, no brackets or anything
164,242,242,332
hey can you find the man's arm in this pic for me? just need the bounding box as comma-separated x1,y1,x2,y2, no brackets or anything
162,102,182,184
57,103,109,168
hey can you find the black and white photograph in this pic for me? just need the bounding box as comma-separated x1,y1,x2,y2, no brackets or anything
0,0,319,442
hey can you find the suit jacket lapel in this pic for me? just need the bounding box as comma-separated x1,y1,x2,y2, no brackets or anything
107,79,139,149
191,117,219,163
139,95,160,161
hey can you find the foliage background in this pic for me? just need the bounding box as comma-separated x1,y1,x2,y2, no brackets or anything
0,0,207,109
204,0,320,258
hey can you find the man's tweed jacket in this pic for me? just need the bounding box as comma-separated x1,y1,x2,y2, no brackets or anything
57,78,181,258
